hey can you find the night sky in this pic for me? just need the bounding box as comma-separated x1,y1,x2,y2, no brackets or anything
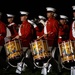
0,0,75,24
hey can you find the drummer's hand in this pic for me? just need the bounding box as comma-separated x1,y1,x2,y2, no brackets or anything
13,35,19,40
43,34,47,39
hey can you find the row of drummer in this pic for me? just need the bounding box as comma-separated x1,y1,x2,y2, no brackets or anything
0,6,75,50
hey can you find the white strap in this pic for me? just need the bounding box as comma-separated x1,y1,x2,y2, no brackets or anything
72,21,75,38
44,25,47,34
18,25,22,36
33,24,37,28
6,27,11,37
39,20,45,26
44,21,47,34
8,22,15,26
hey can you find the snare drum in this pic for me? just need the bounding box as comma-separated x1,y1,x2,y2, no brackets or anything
58,40,75,63
70,40,75,60
30,40,50,61
4,39,23,60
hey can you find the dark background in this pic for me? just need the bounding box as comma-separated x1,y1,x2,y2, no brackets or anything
0,0,75,24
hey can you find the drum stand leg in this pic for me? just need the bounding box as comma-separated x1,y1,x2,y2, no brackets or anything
71,66,75,75
34,58,52,75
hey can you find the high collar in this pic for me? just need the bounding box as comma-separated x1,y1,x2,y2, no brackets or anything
22,20,28,24
48,17,54,21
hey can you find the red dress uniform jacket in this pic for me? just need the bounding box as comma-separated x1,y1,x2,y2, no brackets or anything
8,23,18,38
45,18,59,47
0,21,6,46
19,20,32,47
58,24,69,44
69,21,75,40
35,23,44,38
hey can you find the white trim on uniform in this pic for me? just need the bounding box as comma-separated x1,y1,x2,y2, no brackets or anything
18,25,22,36
8,22,15,26
44,21,47,34
72,21,75,38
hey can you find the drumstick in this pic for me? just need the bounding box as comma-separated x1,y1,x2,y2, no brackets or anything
36,31,53,40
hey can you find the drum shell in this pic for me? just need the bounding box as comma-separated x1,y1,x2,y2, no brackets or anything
58,40,75,63
4,39,23,60
30,40,50,61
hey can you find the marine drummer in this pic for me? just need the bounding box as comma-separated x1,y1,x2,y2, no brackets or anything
0,12,6,51
6,14,18,39
13,11,35,72
0,12,9,69
14,11,33,51
43,7,59,58
58,15,69,44
42,7,61,73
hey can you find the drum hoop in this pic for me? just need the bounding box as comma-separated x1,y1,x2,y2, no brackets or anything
7,47,29,68
61,61,75,70
7,54,24,68
33,57,52,69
